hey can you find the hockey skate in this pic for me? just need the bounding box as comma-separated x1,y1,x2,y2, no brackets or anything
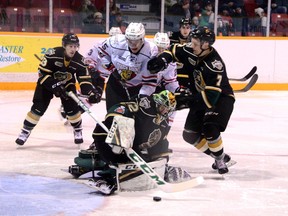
213,156,229,174
15,129,31,146
74,129,83,144
212,154,236,170
86,178,116,195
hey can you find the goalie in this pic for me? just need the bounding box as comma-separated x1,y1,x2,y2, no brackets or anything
68,90,191,195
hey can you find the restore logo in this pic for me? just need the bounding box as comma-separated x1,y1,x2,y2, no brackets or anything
0,46,24,68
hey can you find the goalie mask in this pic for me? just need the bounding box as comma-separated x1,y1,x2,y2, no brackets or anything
153,90,176,120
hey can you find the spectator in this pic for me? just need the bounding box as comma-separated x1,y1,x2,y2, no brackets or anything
119,20,129,33
217,6,234,36
79,0,97,21
0,4,8,25
191,16,200,30
167,0,198,18
83,12,106,34
199,1,215,29
232,5,248,36
253,7,267,36
110,11,123,28
109,0,120,15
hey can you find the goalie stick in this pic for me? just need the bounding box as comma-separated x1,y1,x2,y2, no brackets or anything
234,73,258,93
229,66,257,82
67,91,204,193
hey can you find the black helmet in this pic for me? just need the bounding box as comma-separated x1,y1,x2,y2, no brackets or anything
190,26,215,45
62,33,80,47
179,17,192,27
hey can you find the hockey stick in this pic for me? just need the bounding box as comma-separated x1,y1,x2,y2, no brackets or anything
234,73,258,93
67,91,204,193
229,66,257,82
34,54,42,61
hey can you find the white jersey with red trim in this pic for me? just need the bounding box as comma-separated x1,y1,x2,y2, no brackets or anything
140,62,179,96
98,34,158,88
84,39,110,79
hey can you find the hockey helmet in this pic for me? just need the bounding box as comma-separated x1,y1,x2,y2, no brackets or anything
62,33,80,47
153,90,176,118
125,22,145,41
189,26,215,46
153,32,170,49
109,27,122,36
179,17,192,27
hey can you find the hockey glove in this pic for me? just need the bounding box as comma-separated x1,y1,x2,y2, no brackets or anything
88,88,102,104
147,56,168,74
175,86,193,110
51,81,68,100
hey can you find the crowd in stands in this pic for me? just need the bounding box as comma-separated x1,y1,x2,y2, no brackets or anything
0,0,287,36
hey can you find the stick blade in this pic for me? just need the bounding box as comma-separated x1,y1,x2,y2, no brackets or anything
159,176,204,193
234,73,258,93
229,66,257,81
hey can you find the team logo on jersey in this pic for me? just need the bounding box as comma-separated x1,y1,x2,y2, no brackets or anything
54,71,72,83
46,48,55,56
114,105,126,114
139,129,161,149
139,97,151,109
188,57,196,66
120,69,136,81
211,60,223,70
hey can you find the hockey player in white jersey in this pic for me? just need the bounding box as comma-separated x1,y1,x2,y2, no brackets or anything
98,22,159,110
84,27,123,83
140,32,180,129
140,32,179,96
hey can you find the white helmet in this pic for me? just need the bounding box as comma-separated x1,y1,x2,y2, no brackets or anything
125,22,145,41
154,32,170,49
109,27,122,36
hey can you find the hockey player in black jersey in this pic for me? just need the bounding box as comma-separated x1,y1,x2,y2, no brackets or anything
169,17,193,87
147,26,235,174
15,33,103,146
169,17,192,45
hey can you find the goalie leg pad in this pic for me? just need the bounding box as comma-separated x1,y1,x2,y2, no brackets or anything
115,158,167,192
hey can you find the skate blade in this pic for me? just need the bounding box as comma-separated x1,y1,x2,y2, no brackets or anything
227,160,237,168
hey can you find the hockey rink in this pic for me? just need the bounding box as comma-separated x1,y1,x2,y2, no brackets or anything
0,90,288,216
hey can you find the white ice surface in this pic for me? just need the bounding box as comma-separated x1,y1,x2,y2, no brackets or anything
0,90,288,216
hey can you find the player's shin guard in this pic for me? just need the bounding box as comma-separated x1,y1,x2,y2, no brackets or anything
67,112,83,144
182,129,211,155
208,136,228,174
